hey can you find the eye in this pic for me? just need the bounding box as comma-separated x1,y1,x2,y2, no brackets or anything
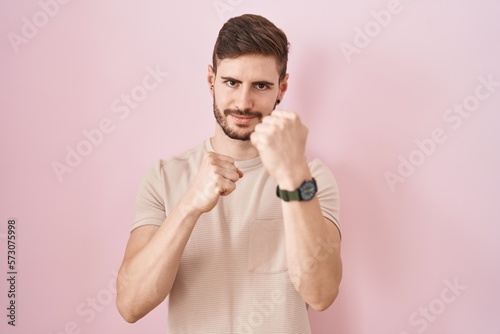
255,83,269,91
225,80,238,87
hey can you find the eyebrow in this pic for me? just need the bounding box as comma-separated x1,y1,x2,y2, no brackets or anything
220,76,275,86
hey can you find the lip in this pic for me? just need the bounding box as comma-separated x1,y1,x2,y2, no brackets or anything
231,115,255,124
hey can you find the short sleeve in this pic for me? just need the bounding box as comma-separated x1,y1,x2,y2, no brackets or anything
131,161,166,231
309,159,341,236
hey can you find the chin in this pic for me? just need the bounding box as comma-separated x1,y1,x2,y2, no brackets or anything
224,126,253,141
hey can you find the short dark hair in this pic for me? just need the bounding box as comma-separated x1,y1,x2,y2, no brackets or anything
212,14,290,81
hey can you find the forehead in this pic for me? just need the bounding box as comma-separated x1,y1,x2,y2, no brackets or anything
216,55,280,82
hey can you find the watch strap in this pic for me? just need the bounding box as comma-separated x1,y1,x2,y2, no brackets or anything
276,186,301,202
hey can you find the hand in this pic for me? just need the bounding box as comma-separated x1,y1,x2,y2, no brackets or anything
182,152,243,214
250,110,310,188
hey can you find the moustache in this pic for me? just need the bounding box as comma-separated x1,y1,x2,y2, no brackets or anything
224,109,263,119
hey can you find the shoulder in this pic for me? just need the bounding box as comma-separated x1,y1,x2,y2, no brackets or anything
152,142,206,178
137,141,207,207
138,142,206,188
307,158,339,196
308,158,341,230
167,142,206,164
308,159,337,183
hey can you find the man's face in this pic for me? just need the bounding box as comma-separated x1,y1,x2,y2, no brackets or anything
209,55,288,141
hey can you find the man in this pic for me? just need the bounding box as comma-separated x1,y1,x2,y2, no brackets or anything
116,14,342,334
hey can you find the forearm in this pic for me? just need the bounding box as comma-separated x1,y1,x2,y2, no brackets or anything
116,202,200,322
280,169,342,311
283,198,342,310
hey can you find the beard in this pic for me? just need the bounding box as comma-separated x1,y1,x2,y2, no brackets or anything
213,99,264,141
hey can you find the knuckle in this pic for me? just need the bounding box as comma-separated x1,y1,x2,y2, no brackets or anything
210,168,220,179
213,173,224,183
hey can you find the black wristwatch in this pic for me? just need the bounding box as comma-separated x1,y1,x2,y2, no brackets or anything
276,178,317,202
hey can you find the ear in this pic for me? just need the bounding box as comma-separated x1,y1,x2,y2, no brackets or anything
278,73,289,101
207,65,216,95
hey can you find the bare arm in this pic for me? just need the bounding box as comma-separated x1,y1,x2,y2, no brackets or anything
251,110,342,311
280,168,342,311
116,153,243,323
116,205,200,323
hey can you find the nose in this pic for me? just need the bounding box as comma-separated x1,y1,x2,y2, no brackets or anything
234,87,254,111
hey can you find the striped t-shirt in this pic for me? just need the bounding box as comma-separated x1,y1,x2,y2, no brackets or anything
132,139,340,334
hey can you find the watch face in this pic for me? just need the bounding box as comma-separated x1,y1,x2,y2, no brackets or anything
300,180,317,201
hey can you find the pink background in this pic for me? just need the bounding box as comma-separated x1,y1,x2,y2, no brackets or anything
1,1,499,333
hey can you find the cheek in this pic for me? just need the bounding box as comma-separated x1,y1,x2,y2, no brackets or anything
214,93,229,109
259,95,279,111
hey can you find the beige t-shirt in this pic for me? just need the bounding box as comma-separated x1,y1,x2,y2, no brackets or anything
132,140,340,334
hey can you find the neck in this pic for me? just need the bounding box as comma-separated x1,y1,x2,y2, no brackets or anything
211,125,259,161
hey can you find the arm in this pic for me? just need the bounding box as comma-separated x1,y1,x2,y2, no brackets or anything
116,153,243,323
279,166,342,311
116,205,200,323
251,110,342,311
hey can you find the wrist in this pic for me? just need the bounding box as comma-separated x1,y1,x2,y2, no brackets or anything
178,195,204,219
276,163,312,190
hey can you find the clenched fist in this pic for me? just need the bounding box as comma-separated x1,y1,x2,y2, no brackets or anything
250,110,311,189
182,152,243,214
